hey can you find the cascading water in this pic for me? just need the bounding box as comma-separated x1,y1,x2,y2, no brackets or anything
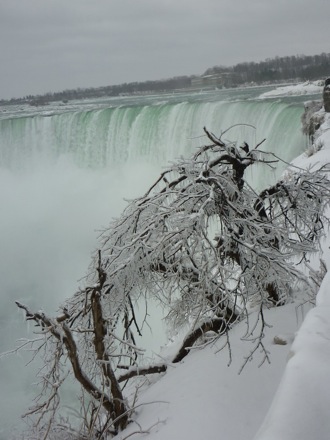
1,96,306,178
0,86,316,437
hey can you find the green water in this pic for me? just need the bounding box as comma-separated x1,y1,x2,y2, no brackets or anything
0,86,313,188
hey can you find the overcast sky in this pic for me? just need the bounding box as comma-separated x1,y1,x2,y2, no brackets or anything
0,0,329,99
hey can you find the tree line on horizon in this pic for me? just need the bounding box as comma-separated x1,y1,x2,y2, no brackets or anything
205,52,330,84
1,52,329,105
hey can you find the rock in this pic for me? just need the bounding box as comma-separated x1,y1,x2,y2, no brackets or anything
273,333,295,345
323,78,330,112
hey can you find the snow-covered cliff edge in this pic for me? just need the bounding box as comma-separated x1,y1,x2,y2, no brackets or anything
254,109,330,440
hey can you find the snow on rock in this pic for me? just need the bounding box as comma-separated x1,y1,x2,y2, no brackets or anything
258,81,323,99
292,111,330,169
289,111,330,266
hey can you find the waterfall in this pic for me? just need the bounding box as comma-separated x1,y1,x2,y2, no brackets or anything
0,89,309,437
1,98,305,172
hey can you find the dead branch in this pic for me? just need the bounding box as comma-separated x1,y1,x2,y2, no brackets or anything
15,300,127,433
118,364,167,383
172,317,230,363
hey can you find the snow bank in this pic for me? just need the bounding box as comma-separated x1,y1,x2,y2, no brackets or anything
258,81,323,98
254,112,330,440
254,273,330,440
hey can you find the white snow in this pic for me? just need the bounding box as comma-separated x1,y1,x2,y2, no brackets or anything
120,304,306,440
254,275,330,440
258,81,324,98
114,106,330,439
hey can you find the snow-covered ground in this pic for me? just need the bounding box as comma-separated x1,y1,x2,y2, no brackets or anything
119,304,309,440
254,107,330,440
115,92,330,440
258,80,324,98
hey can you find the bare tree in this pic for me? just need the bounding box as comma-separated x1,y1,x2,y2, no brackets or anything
10,127,330,438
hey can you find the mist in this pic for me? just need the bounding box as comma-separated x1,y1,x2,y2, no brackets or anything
0,157,162,436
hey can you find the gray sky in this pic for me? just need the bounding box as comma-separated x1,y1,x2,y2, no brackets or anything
0,0,329,99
